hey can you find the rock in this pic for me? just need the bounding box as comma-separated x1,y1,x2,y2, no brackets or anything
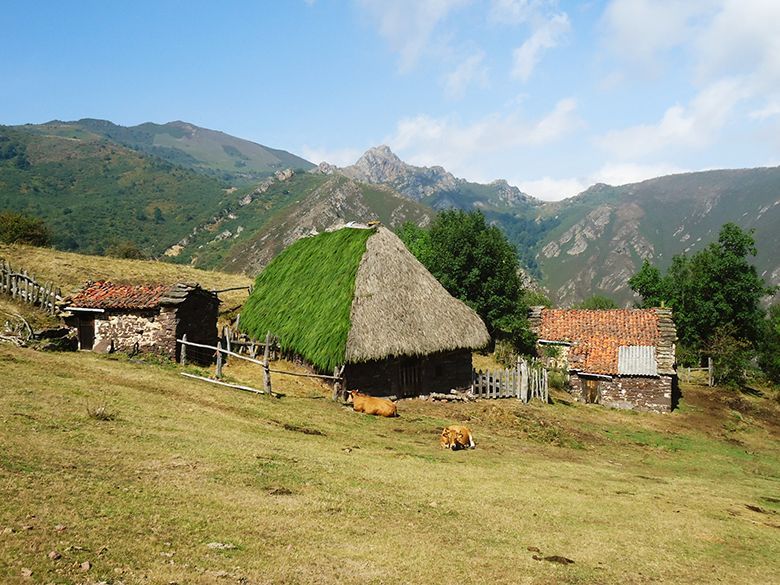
206,542,236,550
48,550,62,560
54,524,67,532
80,560,91,571
21,568,32,578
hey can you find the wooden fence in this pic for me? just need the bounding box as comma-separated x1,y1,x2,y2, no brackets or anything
472,357,549,403
177,333,344,398
679,357,714,386
0,260,62,315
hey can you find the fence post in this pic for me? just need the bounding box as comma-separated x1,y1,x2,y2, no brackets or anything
180,333,187,365
263,331,272,394
708,357,714,387
216,341,223,379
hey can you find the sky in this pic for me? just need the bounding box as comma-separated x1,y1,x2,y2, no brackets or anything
2,0,780,200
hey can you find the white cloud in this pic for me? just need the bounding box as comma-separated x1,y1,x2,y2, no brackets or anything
593,162,688,186
750,100,780,120
511,12,570,81
516,176,587,201
694,0,780,85
597,79,747,158
387,98,581,176
356,0,469,72
300,145,363,167
515,162,689,201
489,0,545,24
601,0,712,67
443,50,489,98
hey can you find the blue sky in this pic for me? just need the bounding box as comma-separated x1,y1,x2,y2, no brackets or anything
3,0,779,200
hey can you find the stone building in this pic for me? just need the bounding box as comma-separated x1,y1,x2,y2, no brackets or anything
65,281,219,363
529,307,678,412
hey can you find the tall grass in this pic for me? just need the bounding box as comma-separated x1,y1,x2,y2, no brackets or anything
240,228,373,371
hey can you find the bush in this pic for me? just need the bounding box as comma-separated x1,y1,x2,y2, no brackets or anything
105,241,145,259
0,211,50,246
708,326,753,388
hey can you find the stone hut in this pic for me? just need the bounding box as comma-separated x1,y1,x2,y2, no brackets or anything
64,281,219,363
529,306,678,412
239,225,490,397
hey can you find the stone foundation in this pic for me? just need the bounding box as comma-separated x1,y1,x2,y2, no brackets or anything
569,373,675,413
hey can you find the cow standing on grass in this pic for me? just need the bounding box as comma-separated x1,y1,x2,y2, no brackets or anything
348,391,398,417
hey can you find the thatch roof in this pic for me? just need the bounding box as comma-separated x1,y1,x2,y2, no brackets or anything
240,226,488,371
345,227,489,363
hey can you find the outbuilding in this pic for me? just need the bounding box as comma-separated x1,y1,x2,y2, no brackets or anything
239,225,490,397
529,306,678,412
64,281,219,363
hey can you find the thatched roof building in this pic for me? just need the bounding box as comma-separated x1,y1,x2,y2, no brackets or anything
240,226,489,396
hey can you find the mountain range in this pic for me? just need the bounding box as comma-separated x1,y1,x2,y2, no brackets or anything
1,119,778,306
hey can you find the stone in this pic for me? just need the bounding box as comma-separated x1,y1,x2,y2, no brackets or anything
48,550,62,560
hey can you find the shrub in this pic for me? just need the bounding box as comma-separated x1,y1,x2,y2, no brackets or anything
0,211,50,246
708,326,753,388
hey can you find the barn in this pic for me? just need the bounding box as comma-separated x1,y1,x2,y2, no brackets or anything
239,225,489,397
528,306,678,412
64,281,219,363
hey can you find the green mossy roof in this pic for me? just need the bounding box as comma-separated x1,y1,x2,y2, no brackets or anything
239,228,374,372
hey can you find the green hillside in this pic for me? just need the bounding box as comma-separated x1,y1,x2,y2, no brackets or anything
211,174,433,275
0,125,239,256
23,119,315,184
537,168,780,306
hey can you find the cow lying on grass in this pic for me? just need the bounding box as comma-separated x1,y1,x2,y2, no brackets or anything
348,390,398,417
440,425,476,450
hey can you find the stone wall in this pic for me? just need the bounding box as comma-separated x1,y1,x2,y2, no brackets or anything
93,308,177,358
345,349,473,397
569,373,674,413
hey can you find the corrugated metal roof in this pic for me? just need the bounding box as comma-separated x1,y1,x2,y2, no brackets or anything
618,346,657,376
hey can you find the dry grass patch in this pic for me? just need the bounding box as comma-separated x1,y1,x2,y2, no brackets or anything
0,243,253,309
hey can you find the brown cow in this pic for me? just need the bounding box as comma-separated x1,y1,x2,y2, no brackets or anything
440,425,476,450
348,390,398,417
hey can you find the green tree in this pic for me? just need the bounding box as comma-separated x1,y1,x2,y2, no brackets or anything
398,211,534,351
575,294,619,310
105,241,145,259
629,223,774,352
758,304,780,384
0,211,50,246
153,207,165,223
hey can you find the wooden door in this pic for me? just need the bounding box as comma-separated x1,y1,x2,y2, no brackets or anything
77,316,95,350
398,359,422,397
583,378,600,404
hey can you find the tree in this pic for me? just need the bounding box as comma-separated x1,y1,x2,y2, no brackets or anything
575,294,618,310
153,207,165,223
758,304,780,384
398,211,534,352
0,211,50,246
105,241,145,259
629,223,774,353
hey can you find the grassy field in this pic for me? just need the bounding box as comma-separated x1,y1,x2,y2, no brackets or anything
1,343,779,584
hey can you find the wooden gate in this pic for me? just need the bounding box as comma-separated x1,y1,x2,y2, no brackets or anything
471,357,548,403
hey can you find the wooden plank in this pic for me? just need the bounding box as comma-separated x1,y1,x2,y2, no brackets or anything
262,331,271,394
180,372,267,395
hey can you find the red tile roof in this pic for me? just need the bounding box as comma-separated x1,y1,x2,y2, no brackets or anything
68,281,171,310
538,309,659,375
